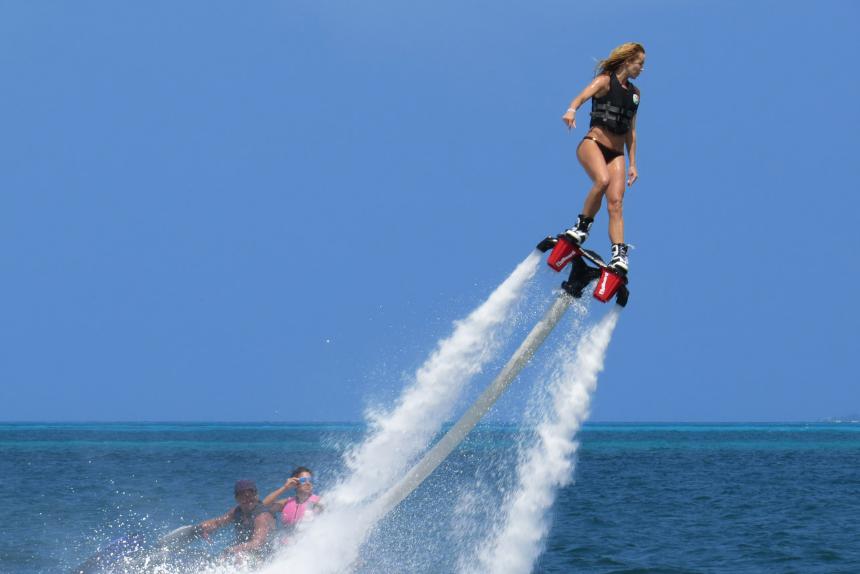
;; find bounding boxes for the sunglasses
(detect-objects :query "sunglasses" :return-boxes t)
[298,477,312,484]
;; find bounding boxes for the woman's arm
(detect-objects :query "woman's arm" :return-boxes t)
[262,477,298,506]
[562,75,610,129]
[625,115,638,186]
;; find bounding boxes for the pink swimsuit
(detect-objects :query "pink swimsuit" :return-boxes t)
[281,494,320,526]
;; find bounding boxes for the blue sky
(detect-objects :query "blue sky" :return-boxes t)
[2,1,858,422]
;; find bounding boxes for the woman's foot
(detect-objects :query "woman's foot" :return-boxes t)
[609,243,629,272]
[564,214,593,245]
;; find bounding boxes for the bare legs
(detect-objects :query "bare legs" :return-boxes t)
[575,139,626,245]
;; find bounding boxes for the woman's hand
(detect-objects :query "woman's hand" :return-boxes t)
[283,477,299,490]
[562,109,576,130]
[627,165,638,187]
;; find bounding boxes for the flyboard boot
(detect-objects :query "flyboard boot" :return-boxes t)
[609,243,629,273]
[563,215,593,245]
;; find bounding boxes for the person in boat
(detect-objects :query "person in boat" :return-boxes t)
[262,466,323,539]
[196,479,276,562]
[561,42,645,273]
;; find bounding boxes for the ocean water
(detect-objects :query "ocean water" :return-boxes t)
[1,423,859,573]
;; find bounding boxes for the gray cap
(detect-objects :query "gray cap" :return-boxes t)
[234,479,257,494]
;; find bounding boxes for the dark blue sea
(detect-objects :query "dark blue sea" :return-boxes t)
[1,423,859,573]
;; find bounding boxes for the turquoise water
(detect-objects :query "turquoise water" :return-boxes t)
[1,423,858,573]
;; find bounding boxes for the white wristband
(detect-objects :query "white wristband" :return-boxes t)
[567,107,576,113]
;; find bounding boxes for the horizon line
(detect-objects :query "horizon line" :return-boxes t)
[1,419,857,425]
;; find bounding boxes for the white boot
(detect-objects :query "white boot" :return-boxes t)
[609,243,629,272]
[564,215,593,245]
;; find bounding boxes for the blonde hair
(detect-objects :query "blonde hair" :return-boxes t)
[596,42,645,76]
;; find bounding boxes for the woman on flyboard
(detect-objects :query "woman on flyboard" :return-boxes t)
[561,42,645,273]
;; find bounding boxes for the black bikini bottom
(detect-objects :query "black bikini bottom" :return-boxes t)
[582,136,624,163]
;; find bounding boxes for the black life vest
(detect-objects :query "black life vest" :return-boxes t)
[589,73,639,135]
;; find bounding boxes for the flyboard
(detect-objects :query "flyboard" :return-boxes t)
[536,234,629,307]
[373,234,627,519]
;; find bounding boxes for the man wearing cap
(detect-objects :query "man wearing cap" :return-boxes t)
[196,479,276,561]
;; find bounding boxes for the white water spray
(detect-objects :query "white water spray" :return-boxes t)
[262,252,541,574]
[331,251,541,506]
[468,308,620,574]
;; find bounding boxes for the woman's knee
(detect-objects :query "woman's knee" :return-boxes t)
[592,172,611,192]
[606,195,624,216]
